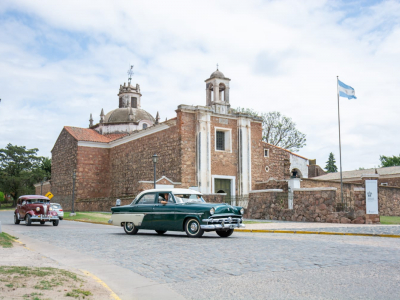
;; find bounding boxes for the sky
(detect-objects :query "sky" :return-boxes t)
[0,0,399,171]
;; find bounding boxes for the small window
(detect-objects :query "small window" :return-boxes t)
[216,131,225,151]
[137,193,156,204]
[142,123,148,129]
[381,183,388,186]
[265,166,269,172]
[264,149,269,157]
[131,97,137,108]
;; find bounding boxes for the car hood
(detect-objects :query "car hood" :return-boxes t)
[182,202,242,215]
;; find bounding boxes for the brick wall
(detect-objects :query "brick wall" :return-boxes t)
[51,128,78,203]
[108,124,181,198]
[210,116,238,181]
[379,186,400,216]
[35,182,51,196]
[76,146,111,199]
[178,111,197,189]
[308,164,326,178]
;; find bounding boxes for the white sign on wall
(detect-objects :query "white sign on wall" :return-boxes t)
[365,180,378,214]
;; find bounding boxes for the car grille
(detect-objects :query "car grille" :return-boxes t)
[207,217,242,224]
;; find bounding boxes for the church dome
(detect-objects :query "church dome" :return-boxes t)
[105,108,155,123]
[210,69,225,79]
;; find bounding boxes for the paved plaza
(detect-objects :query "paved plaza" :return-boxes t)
[1,211,400,299]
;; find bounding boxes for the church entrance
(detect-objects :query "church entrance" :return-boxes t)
[214,179,232,198]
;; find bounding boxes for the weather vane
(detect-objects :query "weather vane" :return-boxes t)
[127,65,134,84]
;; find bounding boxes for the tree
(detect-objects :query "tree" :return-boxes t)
[379,154,400,167]
[0,144,46,206]
[235,108,306,152]
[40,157,52,180]
[325,152,338,173]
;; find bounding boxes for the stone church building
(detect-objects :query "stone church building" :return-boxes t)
[51,69,309,207]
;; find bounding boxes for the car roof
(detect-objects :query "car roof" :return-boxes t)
[19,195,50,200]
[136,188,202,198]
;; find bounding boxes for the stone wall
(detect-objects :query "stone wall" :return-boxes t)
[51,128,78,203]
[258,142,291,183]
[34,181,51,196]
[379,186,400,216]
[245,188,378,224]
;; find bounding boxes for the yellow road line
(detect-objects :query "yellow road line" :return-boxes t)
[236,229,400,238]
[66,219,112,226]
[12,238,34,251]
[80,269,121,300]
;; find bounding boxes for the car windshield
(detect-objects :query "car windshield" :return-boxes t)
[173,194,205,203]
[30,199,50,204]
[52,204,61,209]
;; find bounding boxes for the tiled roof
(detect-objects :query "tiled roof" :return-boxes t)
[261,141,308,160]
[103,133,129,141]
[64,126,127,143]
[314,166,400,180]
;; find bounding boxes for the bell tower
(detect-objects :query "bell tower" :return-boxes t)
[118,82,142,109]
[205,67,231,114]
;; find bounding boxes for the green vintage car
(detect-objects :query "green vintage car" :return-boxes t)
[109,188,245,238]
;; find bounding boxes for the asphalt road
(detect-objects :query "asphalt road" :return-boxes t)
[1,210,400,300]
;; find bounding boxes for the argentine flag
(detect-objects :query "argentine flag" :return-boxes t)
[338,79,356,99]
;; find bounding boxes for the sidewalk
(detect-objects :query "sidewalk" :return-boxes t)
[239,220,400,237]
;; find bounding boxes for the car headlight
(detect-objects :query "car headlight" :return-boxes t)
[210,208,215,215]
[240,208,244,215]
[49,207,53,211]
[36,207,40,212]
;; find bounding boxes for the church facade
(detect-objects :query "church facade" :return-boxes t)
[51,69,309,206]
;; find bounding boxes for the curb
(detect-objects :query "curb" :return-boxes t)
[64,219,112,226]
[236,229,400,238]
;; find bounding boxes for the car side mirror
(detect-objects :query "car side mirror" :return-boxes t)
[116,199,121,206]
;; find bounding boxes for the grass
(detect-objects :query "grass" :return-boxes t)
[65,289,92,298]
[0,202,14,211]
[63,212,110,224]
[380,216,400,225]
[0,232,17,248]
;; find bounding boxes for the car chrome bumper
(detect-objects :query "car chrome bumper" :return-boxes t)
[201,218,245,230]
[201,223,245,230]
[30,215,59,220]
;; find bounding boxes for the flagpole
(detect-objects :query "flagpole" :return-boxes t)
[337,76,344,205]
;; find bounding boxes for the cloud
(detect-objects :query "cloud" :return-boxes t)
[0,0,399,171]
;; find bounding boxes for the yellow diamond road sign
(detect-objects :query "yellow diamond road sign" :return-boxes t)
[45,192,54,199]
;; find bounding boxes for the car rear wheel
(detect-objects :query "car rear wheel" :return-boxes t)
[216,229,234,238]
[40,221,45,225]
[25,214,32,226]
[59,217,63,220]
[53,220,59,226]
[184,218,204,238]
[124,222,138,235]
[14,214,20,225]
[155,230,167,235]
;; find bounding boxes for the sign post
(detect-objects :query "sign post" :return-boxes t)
[365,180,378,214]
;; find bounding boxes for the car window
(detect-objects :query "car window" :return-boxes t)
[52,204,61,209]
[157,192,175,203]
[22,200,26,205]
[174,194,205,203]
[137,193,156,205]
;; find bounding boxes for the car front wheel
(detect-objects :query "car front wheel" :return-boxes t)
[216,229,234,238]
[184,218,204,238]
[53,220,59,226]
[25,214,32,226]
[124,222,138,235]
[14,214,20,225]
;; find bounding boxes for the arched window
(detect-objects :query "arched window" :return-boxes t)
[219,83,226,102]
[142,123,147,129]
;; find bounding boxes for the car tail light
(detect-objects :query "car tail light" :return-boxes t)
[59,209,63,211]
